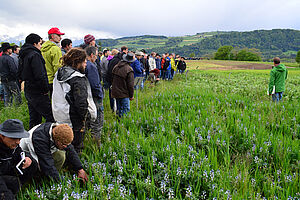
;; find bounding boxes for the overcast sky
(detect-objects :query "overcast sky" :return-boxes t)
[0,0,299,42]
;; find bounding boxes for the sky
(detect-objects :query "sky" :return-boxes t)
[0,0,299,43]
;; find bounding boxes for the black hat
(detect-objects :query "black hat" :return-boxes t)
[0,119,29,138]
[1,42,13,52]
[122,52,136,63]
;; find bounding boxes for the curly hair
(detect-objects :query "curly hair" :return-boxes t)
[52,124,74,145]
[61,48,87,68]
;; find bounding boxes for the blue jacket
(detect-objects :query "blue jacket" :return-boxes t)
[85,60,103,99]
[166,57,171,70]
[131,59,144,78]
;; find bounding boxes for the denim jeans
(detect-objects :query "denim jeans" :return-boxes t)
[116,98,130,117]
[2,80,22,106]
[272,92,283,102]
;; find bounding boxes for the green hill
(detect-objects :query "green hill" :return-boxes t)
[97,29,300,60]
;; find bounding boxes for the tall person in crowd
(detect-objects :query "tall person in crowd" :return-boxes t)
[170,54,176,79]
[111,53,135,117]
[100,49,110,90]
[107,46,128,111]
[18,33,55,129]
[61,38,72,56]
[268,57,288,102]
[11,45,21,89]
[11,45,20,68]
[52,48,96,153]
[80,34,96,49]
[85,46,104,145]
[0,119,38,199]
[0,42,22,106]
[41,27,64,97]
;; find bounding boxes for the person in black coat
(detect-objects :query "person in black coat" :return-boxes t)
[0,119,38,200]
[177,57,187,73]
[18,33,55,129]
[20,122,88,183]
[106,46,128,111]
[0,43,22,106]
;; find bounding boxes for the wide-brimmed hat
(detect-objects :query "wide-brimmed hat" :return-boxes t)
[48,27,65,35]
[135,51,144,56]
[0,119,29,139]
[122,53,136,63]
[1,42,13,52]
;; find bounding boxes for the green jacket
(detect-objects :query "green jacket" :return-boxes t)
[41,41,62,84]
[268,64,288,94]
[171,58,176,70]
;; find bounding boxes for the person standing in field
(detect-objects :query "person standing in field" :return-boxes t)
[0,42,22,106]
[107,46,128,111]
[111,52,135,117]
[52,48,96,153]
[18,33,55,129]
[61,38,72,56]
[170,54,176,80]
[85,46,104,145]
[41,27,64,97]
[177,57,187,73]
[100,49,110,90]
[268,57,288,102]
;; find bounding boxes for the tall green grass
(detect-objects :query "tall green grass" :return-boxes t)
[1,69,299,199]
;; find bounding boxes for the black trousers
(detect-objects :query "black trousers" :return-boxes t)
[25,92,55,129]
[0,159,38,199]
[71,118,85,153]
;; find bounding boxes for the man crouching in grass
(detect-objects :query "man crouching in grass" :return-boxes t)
[20,123,88,183]
[0,119,38,199]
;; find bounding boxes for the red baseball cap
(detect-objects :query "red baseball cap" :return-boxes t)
[48,27,65,35]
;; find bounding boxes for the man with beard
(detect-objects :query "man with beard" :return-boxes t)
[52,48,96,153]
[18,33,55,129]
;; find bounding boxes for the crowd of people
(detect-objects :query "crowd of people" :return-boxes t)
[0,27,187,198]
[0,26,287,199]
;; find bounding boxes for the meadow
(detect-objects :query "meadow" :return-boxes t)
[0,60,299,199]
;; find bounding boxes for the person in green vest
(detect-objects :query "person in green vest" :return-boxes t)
[268,57,288,102]
[41,27,65,97]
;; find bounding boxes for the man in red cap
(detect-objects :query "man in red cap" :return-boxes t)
[41,27,65,96]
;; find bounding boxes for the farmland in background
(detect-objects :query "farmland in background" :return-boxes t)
[0,60,299,199]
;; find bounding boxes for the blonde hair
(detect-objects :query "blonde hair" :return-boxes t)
[111,49,119,56]
[52,124,74,145]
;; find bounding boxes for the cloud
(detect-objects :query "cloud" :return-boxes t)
[0,0,299,42]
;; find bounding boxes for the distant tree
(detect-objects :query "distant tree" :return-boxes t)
[214,45,233,60]
[296,50,300,66]
[236,49,262,61]
[189,52,195,57]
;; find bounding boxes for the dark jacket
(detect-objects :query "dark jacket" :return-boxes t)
[0,54,18,82]
[0,143,24,176]
[106,52,123,85]
[140,57,150,73]
[130,59,144,78]
[18,43,49,95]
[85,60,103,99]
[177,60,187,70]
[31,122,83,181]
[111,61,134,99]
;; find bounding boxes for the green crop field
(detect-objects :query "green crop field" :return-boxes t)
[0,62,299,199]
